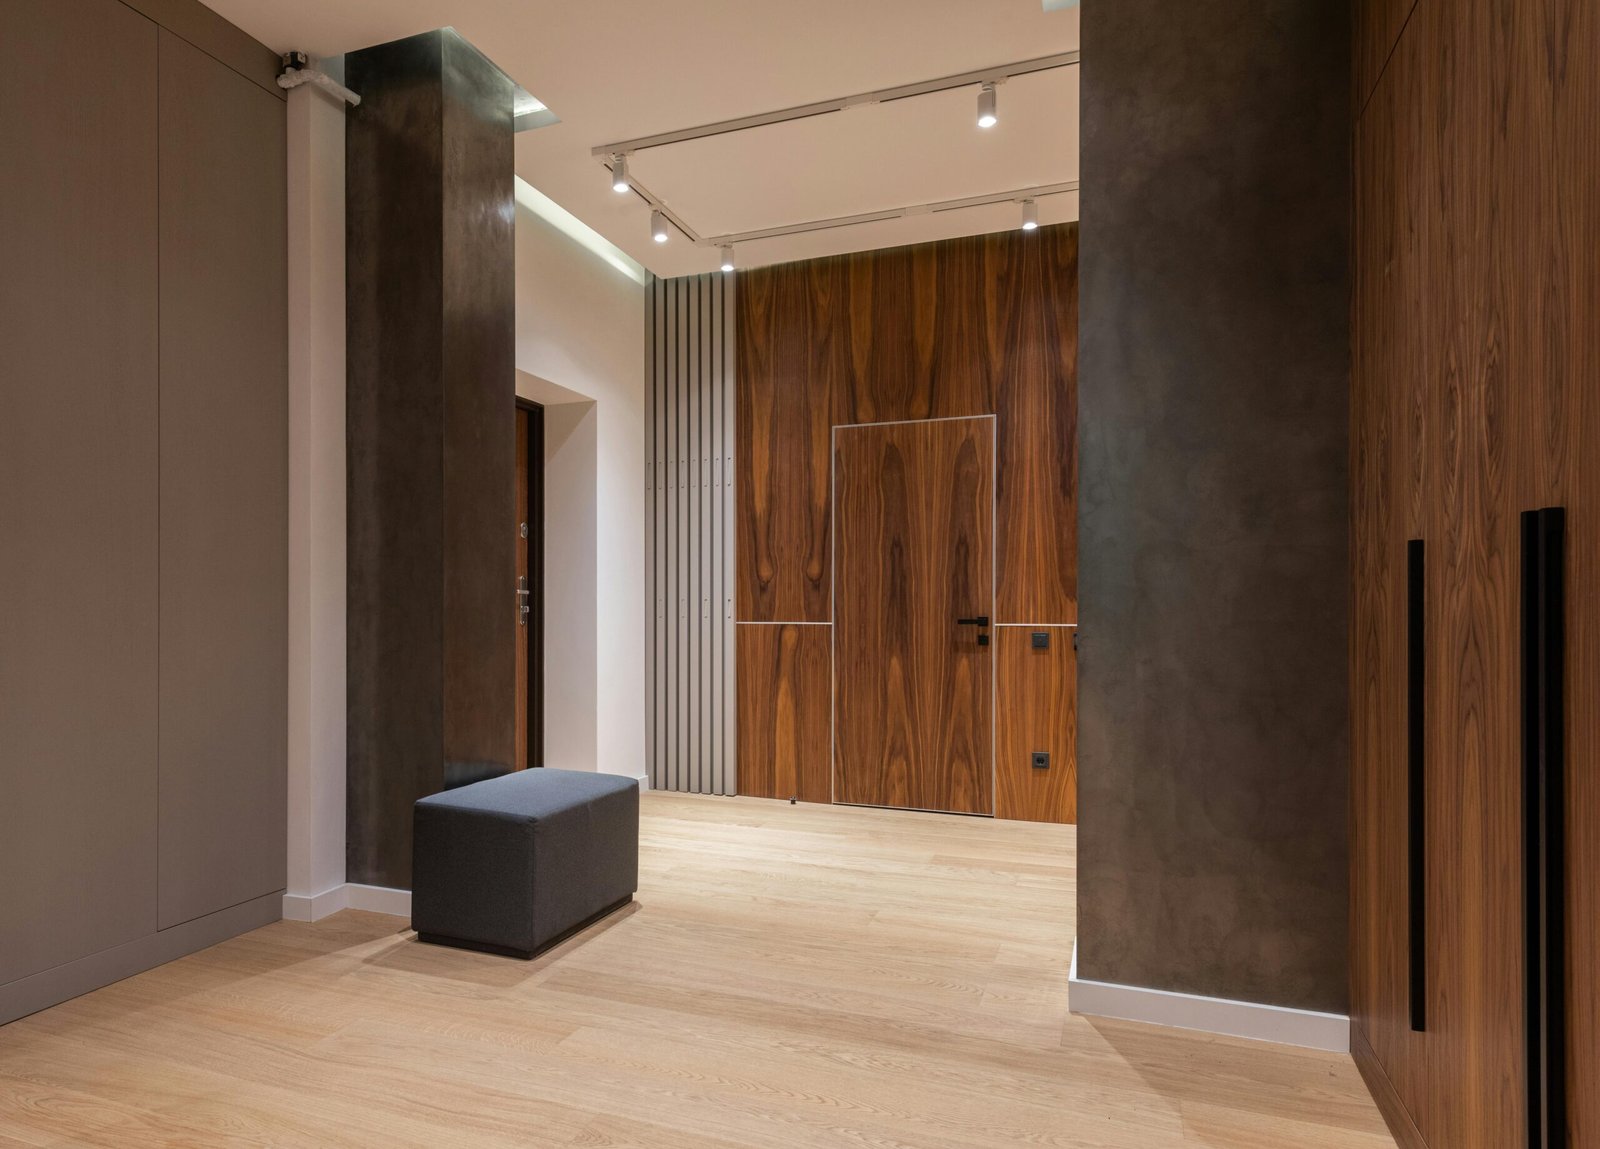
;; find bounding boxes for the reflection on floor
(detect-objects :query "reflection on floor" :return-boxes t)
[0,792,1391,1147]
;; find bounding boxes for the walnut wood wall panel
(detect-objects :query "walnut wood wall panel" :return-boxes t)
[734,226,1077,818]
[736,626,832,804]
[736,261,836,623]
[735,226,1078,628]
[833,418,994,816]
[1352,0,1416,118]
[994,629,1076,824]
[830,241,995,426]
[1351,0,1600,1145]
[993,227,1078,624]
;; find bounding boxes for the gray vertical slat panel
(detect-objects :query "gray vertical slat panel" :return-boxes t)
[664,278,677,794]
[694,278,707,796]
[648,278,657,791]
[642,272,738,796]
[643,278,652,788]
[707,278,720,796]
[646,281,652,793]
[672,281,684,800]
[722,272,738,795]
[688,276,701,793]
[715,272,727,795]
[714,273,727,795]
[709,273,721,795]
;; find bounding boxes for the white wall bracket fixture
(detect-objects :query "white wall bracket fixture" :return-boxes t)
[278,51,361,106]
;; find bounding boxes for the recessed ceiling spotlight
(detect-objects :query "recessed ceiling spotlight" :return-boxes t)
[720,245,735,273]
[611,154,630,193]
[1021,198,1039,231]
[977,82,998,129]
[651,209,670,244]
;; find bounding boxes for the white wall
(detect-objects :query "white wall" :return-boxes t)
[513,180,648,781]
[284,158,645,920]
[284,82,347,913]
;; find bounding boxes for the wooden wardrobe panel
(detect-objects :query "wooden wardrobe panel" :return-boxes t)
[736,261,835,622]
[994,225,1078,624]
[833,418,993,815]
[157,30,288,928]
[1549,5,1600,1140]
[994,629,1076,824]
[1352,0,1416,119]
[1501,2,1600,1143]
[0,0,160,985]
[736,625,831,804]
[1349,8,1435,1140]
[1422,3,1523,1144]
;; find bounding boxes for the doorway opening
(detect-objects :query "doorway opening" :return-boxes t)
[516,399,545,769]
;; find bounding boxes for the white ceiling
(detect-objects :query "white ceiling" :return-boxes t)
[202,0,1081,276]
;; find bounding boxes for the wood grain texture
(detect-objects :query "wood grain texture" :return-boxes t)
[1351,0,1600,1145]
[1352,0,1416,119]
[735,225,1077,626]
[735,260,838,622]
[994,629,1076,824]
[831,239,994,426]
[0,794,1394,1149]
[735,625,831,803]
[1349,8,1435,1142]
[1502,2,1600,1144]
[994,225,1079,624]
[833,418,993,815]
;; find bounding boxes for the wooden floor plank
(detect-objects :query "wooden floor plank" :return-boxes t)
[0,793,1390,1147]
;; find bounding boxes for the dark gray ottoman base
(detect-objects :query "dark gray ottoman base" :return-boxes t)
[412,768,639,959]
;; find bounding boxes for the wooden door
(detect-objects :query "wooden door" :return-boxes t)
[833,417,994,814]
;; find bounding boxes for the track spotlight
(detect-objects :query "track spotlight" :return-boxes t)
[720,245,735,273]
[651,209,670,244]
[1021,198,1038,231]
[977,82,998,129]
[611,154,630,193]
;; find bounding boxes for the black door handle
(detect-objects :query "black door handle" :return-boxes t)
[956,616,990,627]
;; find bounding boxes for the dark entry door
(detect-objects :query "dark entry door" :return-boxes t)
[516,402,544,769]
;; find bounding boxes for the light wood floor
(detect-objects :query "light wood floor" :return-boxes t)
[0,793,1392,1148]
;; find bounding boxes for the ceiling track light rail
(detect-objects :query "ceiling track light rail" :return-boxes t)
[590,50,1078,160]
[700,181,1078,247]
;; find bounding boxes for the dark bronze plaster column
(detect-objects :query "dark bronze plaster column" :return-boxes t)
[345,29,516,888]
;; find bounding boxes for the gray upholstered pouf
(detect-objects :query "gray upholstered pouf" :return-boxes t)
[411,768,639,958]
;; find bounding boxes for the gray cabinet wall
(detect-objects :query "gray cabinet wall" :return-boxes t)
[0,0,287,1020]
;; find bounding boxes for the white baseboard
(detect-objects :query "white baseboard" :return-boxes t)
[346,883,411,917]
[281,884,349,922]
[1067,942,1349,1052]
[282,882,410,922]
